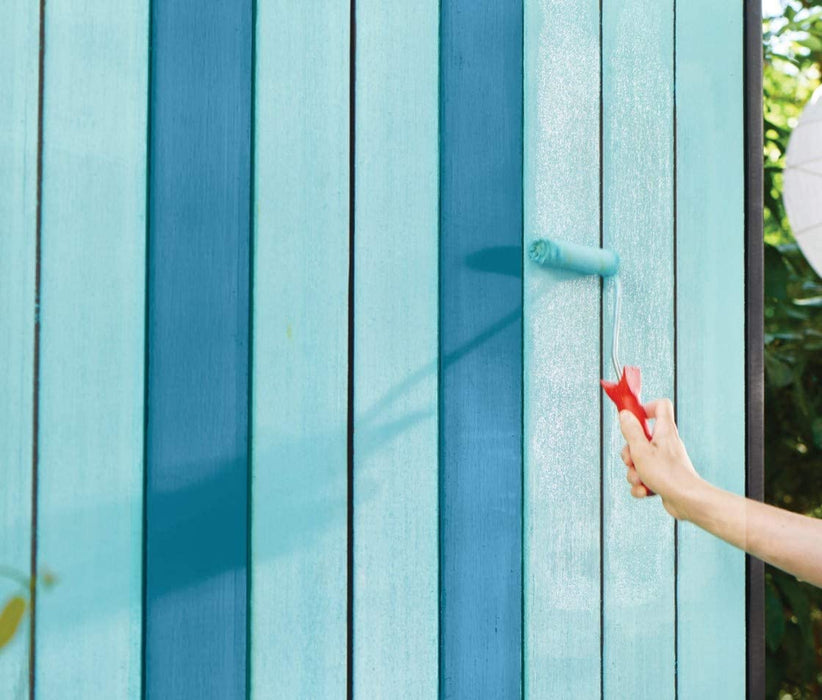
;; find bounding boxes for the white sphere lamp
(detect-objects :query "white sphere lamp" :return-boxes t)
[784,85,822,276]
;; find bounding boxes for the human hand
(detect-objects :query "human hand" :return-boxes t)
[619,398,701,521]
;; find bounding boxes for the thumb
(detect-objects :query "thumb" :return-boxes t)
[619,410,648,450]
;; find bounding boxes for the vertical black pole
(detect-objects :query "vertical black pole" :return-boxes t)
[744,1,765,698]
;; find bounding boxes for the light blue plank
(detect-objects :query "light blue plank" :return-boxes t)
[440,1,523,695]
[676,2,746,696]
[145,1,252,697]
[523,0,602,696]
[35,1,148,697]
[251,2,348,696]
[354,1,439,694]
[602,0,676,697]
[0,2,39,696]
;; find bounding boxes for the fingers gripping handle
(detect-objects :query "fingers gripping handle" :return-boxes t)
[601,366,654,494]
[600,366,651,440]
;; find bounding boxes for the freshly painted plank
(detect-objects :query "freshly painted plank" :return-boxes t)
[0,2,39,696]
[601,0,676,697]
[354,1,439,695]
[35,0,147,696]
[676,2,746,696]
[440,1,522,696]
[522,0,601,696]
[251,2,348,696]
[146,2,252,698]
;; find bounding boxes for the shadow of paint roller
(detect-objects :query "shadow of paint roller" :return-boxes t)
[529,237,655,494]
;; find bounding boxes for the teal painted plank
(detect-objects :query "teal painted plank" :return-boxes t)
[439,1,523,694]
[145,1,252,696]
[523,0,602,696]
[676,2,746,696]
[602,1,676,697]
[251,2,348,696]
[0,2,38,696]
[354,1,439,694]
[35,1,147,696]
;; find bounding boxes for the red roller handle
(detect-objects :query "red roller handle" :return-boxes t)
[601,366,654,494]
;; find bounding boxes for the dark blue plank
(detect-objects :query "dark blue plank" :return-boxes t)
[439,1,523,696]
[145,2,252,698]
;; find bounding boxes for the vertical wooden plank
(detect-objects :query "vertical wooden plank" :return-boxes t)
[601,0,676,697]
[522,0,601,696]
[145,2,252,698]
[251,2,348,696]
[0,2,39,696]
[676,1,746,696]
[35,0,147,696]
[354,1,439,695]
[440,1,522,696]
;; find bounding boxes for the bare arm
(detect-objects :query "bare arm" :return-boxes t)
[619,400,822,588]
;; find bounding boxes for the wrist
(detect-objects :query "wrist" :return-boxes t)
[668,472,710,523]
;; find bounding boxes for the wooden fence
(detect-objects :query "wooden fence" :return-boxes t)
[0,0,759,697]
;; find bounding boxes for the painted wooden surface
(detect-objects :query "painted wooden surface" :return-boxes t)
[145,1,252,698]
[35,1,147,697]
[676,1,747,695]
[251,1,349,696]
[601,0,676,697]
[522,0,602,696]
[0,4,755,696]
[354,1,439,695]
[0,2,39,697]
[439,1,523,696]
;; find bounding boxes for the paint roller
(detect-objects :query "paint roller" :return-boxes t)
[529,238,655,489]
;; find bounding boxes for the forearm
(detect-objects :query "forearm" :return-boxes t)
[682,479,822,587]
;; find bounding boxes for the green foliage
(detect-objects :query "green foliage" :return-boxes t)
[0,566,56,654]
[764,2,822,697]
[0,597,25,650]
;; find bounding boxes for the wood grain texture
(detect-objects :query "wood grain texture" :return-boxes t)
[35,0,147,696]
[522,0,602,696]
[601,0,676,696]
[676,1,746,696]
[439,1,523,695]
[250,2,348,696]
[354,1,439,694]
[0,2,39,696]
[146,2,252,697]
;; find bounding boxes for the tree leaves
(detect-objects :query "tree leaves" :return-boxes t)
[767,577,787,653]
[764,2,822,697]
[766,244,790,301]
[0,597,26,650]
[0,566,58,655]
